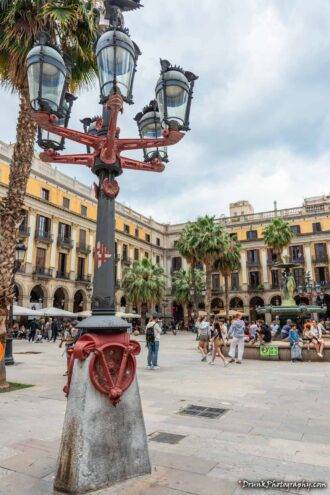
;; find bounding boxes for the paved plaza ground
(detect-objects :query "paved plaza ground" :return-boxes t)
[0,333,330,495]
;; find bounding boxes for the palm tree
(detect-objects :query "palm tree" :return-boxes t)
[171,268,205,328]
[263,217,293,262]
[122,258,166,329]
[0,0,98,388]
[214,234,241,320]
[189,216,228,314]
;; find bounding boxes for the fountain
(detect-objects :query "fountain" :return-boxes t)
[257,258,326,321]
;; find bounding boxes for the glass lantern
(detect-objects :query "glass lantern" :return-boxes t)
[27,43,68,116]
[96,28,140,104]
[134,100,168,163]
[155,60,198,131]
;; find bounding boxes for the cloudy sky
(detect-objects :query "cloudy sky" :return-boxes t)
[1,0,330,223]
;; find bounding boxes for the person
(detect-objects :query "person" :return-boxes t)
[281,319,292,340]
[249,321,258,341]
[270,319,280,338]
[45,318,52,341]
[257,320,272,345]
[209,317,229,366]
[34,327,43,343]
[145,316,162,370]
[304,322,324,359]
[51,318,60,343]
[196,315,211,362]
[18,323,26,339]
[228,313,246,364]
[289,324,302,362]
[317,319,326,335]
[311,320,325,359]
[28,318,39,342]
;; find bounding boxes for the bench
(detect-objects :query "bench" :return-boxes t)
[224,340,330,362]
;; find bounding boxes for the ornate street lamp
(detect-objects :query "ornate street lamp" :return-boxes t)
[26,1,197,493]
[134,100,168,163]
[27,34,68,116]
[96,27,140,104]
[155,59,198,130]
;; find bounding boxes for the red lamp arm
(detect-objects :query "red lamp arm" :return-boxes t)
[116,129,184,152]
[120,156,165,173]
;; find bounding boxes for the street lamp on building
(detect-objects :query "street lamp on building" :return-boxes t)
[26,1,197,493]
[6,242,27,366]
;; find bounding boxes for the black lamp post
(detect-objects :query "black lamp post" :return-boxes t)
[5,242,27,366]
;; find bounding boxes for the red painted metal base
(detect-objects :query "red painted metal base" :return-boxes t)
[64,333,141,406]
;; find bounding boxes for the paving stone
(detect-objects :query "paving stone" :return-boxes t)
[0,472,53,495]
[150,448,218,475]
[156,467,236,495]
[0,453,56,478]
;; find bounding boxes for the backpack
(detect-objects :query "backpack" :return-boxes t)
[146,324,155,344]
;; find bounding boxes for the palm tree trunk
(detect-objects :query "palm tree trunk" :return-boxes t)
[190,264,198,318]
[205,263,212,314]
[183,304,188,330]
[224,275,229,321]
[0,87,37,388]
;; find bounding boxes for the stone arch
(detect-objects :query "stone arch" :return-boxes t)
[73,290,87,313]
[211,297,224,314]
[53,287,69,310]
[120,296,127,308]
[249,296,264,321]
[270,295,282,306]
[13,282,23,306]
[230,297,244,310]
[30,284,47,309]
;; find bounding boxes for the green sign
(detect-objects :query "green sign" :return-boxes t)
[260,345,279,360]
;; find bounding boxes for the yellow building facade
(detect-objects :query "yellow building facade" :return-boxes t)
[1,140,330,319]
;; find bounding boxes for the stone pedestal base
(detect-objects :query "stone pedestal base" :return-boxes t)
[54,355,151,494]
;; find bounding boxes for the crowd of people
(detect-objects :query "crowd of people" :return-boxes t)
[193,314,329,364]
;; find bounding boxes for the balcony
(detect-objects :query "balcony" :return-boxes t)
[76,243,91,255]
[121,257,132,266]
[267,257,280,266]
[312,254,328,264]
[115,254,121,263]
[246,259,261,268]
[18,225,30,238]
[248,284,264,292]
[35,230,53,244]
[211,287,223,294]
[271,283,280,289]
[57,236,73,249]
[76,274,92,284]
[56,271,70,280]
[289,255,305,264]
[230,286,241,292]
[33,267,53,279]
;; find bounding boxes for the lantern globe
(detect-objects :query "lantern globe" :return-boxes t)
[96,28,140,103]
[134,101,168,163]
[27,44,67,116]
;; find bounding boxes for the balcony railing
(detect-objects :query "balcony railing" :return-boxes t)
[76,243,91,255]
[248,284,264,292]
[230,286,241,292]
[211,287,223,294]
[246,259,261,268]
[57,236,73,249]
[312,254,328,264]
[18,225,30,238]
[56,271,70,280]
[271,283,280,289]
[33,267,53,278]
[122,257,132,266]
[289,255,305,264]
[267,257,280,266]
[76,274,92,283]
[35,230,53,243]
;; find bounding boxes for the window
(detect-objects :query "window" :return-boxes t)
[315,243,327,261]
[134,248,139,261]
[291,225,301,235]
[249,271,260,288]
[156,237,161,247]
[195,261,204,271]
[145,233,151,243]
[124,224,130,235]
[122,244,128,261]
[63,197,70,209]
[212,274,220,291]
[315,266,329,284]
[271,270,280,288]
[171,256,182,272]
[145,252,149,259]
[289,245,304,263]
[59,223,71,240]
[36,248,46,269]
[247,249,259,265]
[79,229,86,246]
[229,233,238,240]
[156,255,160,265]
[58,253,67,275]
[77,257,85,278]
[135,227,139,238]
[37,215,51,236]
[81,205,87,217]
[231,272,239,290]
[313,222,322,233]
[41,188,50,201]
[293,268,304,286]
[246,230,257,241]
[19,212,29,234]
[267,248,279,264]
